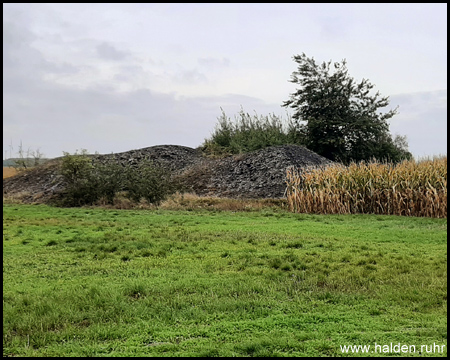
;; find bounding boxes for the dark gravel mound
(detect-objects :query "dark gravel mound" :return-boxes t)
[95,145,204,173]
[3,158,64,203]
[3,144,332,203]
[178,145,333,198]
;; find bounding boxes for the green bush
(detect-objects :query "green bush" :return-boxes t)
[59,150,99,206]
[59,151,178,207]
[201,108,306,156]
[92,160,126,204]
[123,158,177,205]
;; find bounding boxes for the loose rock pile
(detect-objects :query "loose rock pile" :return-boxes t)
[3,144,332,203]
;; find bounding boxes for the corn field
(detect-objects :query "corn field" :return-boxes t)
[285,157,447,218]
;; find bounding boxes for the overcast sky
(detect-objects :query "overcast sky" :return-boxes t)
[3,3,447,159]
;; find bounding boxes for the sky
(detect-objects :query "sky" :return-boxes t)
[3,3,447,160]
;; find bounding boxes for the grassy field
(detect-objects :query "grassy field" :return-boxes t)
[3,204,447,357]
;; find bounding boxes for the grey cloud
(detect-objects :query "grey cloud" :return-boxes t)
[4,18,445,160]
[389,90,447,158]
[3,21,39,70]
[112,65,149,82]
[96,42,129,61]
[3,23,51,97]
[318,16,350,41]
[3,20,36,51]
[172,68,208,84]
[4,3,445,160]
[43,61,79,75]
[3,65,284,158]
[390,90,446,112]
[3,17,80,95]
[198,57,231,69]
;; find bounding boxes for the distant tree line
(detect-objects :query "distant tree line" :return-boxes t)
[5,141,46,169]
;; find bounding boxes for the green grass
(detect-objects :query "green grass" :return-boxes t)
[3,204,447,357]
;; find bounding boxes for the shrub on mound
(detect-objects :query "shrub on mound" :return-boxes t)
[59,150,179,207]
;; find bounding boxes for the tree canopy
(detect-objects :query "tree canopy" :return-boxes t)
[282,53,412,164]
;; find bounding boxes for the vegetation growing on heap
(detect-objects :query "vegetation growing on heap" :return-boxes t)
[58,150,180,207]
[203,53,413,164]
[201,108,304,156]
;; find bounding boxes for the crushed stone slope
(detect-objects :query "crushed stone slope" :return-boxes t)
[178,145,333,198]
[3,144,332,203]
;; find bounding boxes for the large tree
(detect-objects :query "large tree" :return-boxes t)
[282,53,412,164]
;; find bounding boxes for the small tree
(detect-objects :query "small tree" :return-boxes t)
[11,141,46,169]
[282,53,412,164]
[59,149,98,206]
[90,159,126,204]
[30,148,45,167]
[124,158,177,205]
[14,141,32,170]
